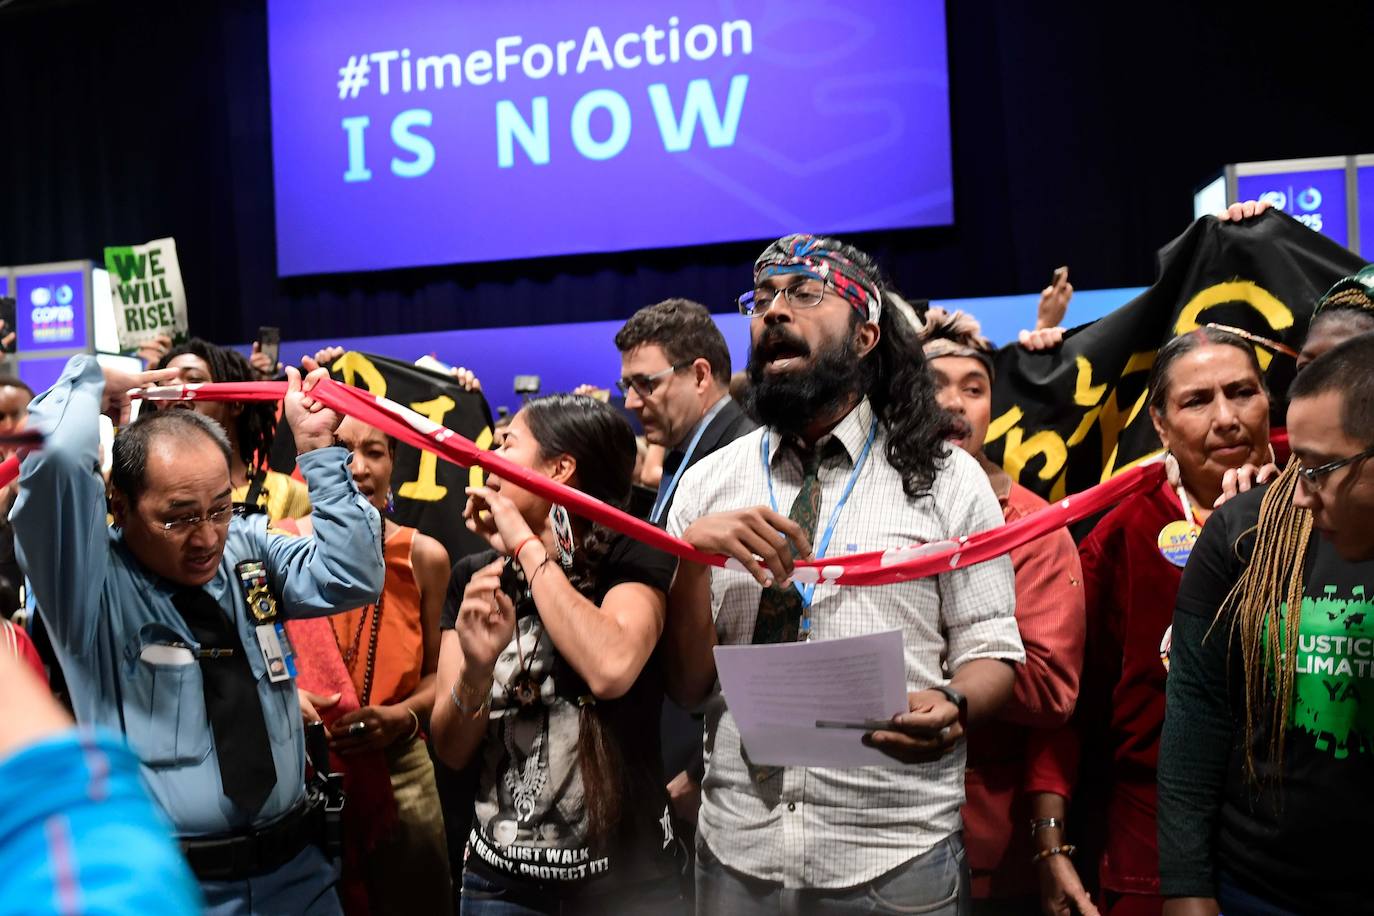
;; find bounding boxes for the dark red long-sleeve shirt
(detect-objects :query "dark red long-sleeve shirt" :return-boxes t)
[964,475,1086,898]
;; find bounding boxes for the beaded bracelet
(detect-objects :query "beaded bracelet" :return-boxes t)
[449,677,491,716]
[1029,844,1076,865]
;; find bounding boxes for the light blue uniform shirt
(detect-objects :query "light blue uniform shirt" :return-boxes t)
[11,355,385,837]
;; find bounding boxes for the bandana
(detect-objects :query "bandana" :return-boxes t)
[753,234,884,323]
[917,307,996,380]
[921,339,996,380]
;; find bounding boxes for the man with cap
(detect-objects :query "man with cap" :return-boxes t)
[12,355,384,915]
[920,308,1087,914]
[663,234,1024,914]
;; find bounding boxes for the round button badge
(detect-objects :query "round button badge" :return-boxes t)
[1157,520,1201,567]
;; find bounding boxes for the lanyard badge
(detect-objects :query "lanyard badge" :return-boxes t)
[236,560,279,624]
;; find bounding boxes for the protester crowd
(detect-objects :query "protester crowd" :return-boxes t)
[3,200,1374,916]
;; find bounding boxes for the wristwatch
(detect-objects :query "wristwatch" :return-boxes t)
[932,684,968,728]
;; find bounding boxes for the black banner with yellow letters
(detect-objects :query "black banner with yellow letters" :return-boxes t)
[270,351,495,566]
[985,210,1368,502]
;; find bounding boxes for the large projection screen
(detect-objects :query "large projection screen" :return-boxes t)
[268,0,954,276]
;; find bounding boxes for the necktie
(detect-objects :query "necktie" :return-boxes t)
[171,587,277,816]
[752,440,837,644]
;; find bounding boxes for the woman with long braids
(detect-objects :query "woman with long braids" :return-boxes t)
[1035,327,1273,916]
[1159,268,1374,916]
[157,339,311,520]
[430,394,682,915]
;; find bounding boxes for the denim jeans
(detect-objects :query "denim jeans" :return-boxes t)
[695,833,970,915]
[459,868,685,916]
[1217,872,1301,916]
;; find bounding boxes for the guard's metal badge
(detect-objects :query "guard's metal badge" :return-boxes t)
[235,560,279,623]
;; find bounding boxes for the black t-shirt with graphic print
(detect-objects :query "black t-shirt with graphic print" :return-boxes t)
[1160,484,1374,913]
[442,536,679,896]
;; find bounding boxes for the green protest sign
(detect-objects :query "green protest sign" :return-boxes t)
[103,237,188,350]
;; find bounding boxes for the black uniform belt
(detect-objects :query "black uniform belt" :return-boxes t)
[179,792,324,882]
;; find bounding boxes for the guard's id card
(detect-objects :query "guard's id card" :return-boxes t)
[256,624,296,683]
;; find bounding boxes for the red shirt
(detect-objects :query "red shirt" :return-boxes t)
[964,476,1086,898]
[1035,479,1187,896]
[2,619,45,682]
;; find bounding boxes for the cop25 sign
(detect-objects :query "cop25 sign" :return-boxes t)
[268,0,952,275]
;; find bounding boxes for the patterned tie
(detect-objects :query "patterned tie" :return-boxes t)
[171,587,277,816]
[752,439,836,644]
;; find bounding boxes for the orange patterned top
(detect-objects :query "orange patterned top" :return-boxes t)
[330,524,425,707]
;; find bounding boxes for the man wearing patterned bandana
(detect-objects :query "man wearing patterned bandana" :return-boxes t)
[663,233,1024,914]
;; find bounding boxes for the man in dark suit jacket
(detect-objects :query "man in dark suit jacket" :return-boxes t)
[615,299,756,525]
[613,298,756,839]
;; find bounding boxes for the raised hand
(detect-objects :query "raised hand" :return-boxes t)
[463,485,537,557]
[283,365,342,453]
[101,365,182,425]
[454,558,516,679]
[1215,199,1271,222]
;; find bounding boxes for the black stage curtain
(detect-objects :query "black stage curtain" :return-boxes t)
[1,0,1371,346]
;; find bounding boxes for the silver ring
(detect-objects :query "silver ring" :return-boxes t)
[939,725,952,741]
[348,721,367,735]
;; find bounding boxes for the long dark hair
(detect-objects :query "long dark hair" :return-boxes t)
[158,339,278,472]
[519,394,646,849]
[815,238,958,498]
[867,298,961,497]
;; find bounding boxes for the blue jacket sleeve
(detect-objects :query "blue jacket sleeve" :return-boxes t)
[261,446,384,616]
[0,730,203,915]
[10,355,109,652]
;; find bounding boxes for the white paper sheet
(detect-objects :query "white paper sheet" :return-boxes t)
[713,629,909,768]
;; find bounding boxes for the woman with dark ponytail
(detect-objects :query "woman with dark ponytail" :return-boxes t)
[431,394,683,915]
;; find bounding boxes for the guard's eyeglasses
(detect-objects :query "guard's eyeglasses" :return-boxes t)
[158,504,243,533]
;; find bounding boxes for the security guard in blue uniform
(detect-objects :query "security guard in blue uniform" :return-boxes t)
[13,356,384,915]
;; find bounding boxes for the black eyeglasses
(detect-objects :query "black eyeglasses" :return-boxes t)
[615,362,689,398]
[737,281,828,317]
[1296,445,1374,489]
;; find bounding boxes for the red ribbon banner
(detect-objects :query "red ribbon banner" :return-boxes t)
[132,380,1165,586]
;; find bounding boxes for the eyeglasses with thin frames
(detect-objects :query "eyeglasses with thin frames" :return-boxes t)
[615,362,689,399]
[157,504,244,534]
[1296,445,1374,489]
[736,281,828,317]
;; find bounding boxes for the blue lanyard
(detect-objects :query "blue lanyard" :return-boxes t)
[760,416,878,611]
[650,398,728,525]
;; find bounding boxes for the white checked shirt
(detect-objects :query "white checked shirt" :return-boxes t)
[667,398,1023,889]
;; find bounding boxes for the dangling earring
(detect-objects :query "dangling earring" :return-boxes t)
[1164,451,1181,488]
[385,489,396,514]
[549,504,575,569]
